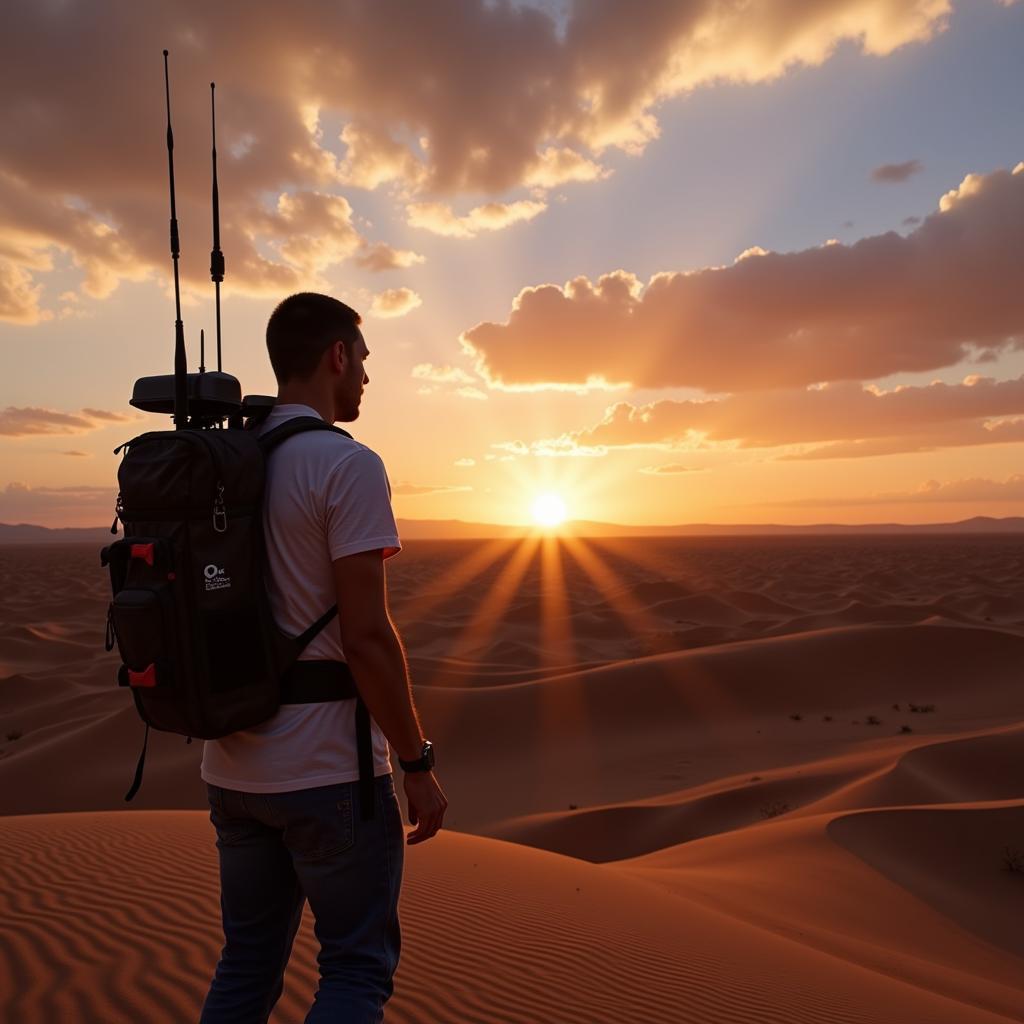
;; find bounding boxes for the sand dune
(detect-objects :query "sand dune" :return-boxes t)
[620,806,1024,1023]
[2,811,1020,1024]
[2,535,1023,1021]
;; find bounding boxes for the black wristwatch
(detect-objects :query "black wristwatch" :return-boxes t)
[399,739,435,773]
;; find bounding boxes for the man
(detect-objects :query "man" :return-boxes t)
[199,291,447,1023]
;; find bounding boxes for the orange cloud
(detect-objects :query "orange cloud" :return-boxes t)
[0,482,113,526]
[499,373,1024,460]
[391,482,472,496]
[406,200,547,239]
[0,0,958,321]
[354,242,426,272]
[411,364,477,384]
[461,164,1024,392]
[369,287,422,319]
[639,464,703,475]
[752,473,1024,506]
[0,406,133,437]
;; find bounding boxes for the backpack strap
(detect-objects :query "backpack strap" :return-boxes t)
[257,415,353,455]
[260,415,356,657]
[260,412,378,820]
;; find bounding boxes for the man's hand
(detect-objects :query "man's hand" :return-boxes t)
[403,771,448,845]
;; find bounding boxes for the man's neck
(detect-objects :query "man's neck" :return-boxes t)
[275,386,333,423]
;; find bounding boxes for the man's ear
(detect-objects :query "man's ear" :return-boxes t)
[326,340,346,374]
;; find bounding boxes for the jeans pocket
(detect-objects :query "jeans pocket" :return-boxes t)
[285,789,356,861]
[209,792,252,847]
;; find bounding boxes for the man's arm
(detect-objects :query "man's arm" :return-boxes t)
[332,548,425,762]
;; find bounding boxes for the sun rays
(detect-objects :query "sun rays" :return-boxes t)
[402,527,750,761]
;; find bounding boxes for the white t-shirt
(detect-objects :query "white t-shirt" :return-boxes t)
[200,403,400,792]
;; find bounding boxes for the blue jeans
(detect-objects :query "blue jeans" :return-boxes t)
[200,773,404,1023]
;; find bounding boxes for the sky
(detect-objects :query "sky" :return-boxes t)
[1,0,1023,529]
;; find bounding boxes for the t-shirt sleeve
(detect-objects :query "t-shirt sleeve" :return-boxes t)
[322,448,402,561]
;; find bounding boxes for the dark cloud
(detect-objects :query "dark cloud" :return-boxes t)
[871,159,924,183]
[0,0,953,321]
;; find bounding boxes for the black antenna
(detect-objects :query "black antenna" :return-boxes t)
[210,81,225,373]
[199,328,206,374]
[163,49,189,429]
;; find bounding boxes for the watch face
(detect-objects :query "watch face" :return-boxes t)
[424,741,435,767]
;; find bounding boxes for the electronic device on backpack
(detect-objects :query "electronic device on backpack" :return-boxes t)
[100,52,377,820]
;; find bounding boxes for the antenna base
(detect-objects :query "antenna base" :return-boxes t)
[130,371,241,420]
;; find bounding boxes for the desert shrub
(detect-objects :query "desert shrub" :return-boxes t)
[899,724,913,734]
[6,729,22,741]
[865,715,882,726]
[789,713,802,722]
[759,801,790,819]
[1002,846,1024,873]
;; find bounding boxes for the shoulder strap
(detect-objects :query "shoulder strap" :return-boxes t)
[258,414,355,660]
[257,415,353,456]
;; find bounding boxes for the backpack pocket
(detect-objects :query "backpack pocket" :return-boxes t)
[110,584,177,689]
[105,536,179,690]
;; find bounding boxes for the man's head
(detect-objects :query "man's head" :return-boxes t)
[266,292,369,422]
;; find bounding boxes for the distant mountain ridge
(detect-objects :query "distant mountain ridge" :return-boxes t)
[2,515,1023,545]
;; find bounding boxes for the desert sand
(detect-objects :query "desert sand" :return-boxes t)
[2,533,1023,1023]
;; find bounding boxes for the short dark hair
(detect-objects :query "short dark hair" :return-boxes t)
[266,292,362,384]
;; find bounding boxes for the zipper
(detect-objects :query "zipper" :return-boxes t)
[191,431,229,533]
[110,491,124,534]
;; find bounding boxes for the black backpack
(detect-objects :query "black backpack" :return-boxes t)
[101,415,377,819]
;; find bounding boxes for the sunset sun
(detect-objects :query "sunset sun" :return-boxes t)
[531,493,568,528]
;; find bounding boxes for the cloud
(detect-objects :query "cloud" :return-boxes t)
[406,199,547,239]
[412,363,477,384]
[0,0,957,318]
[354,242,426,272]
[59,450,91,458]
[454,457,476,467]
[336,122,428,191]
[871,159,924,183]
[0,258,48,325]
[369,287,422,318]
[266,192,362,277]
[80,408,134,422]
[639,463,702,475]
[0,406,133,437]
[503,372,1024,460]
[753,473,1024,507]
[0,481,114,526]
[461,164,1024,393]
[391,482,473,496]
[491,438,608,458]
[522,147,610,189]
